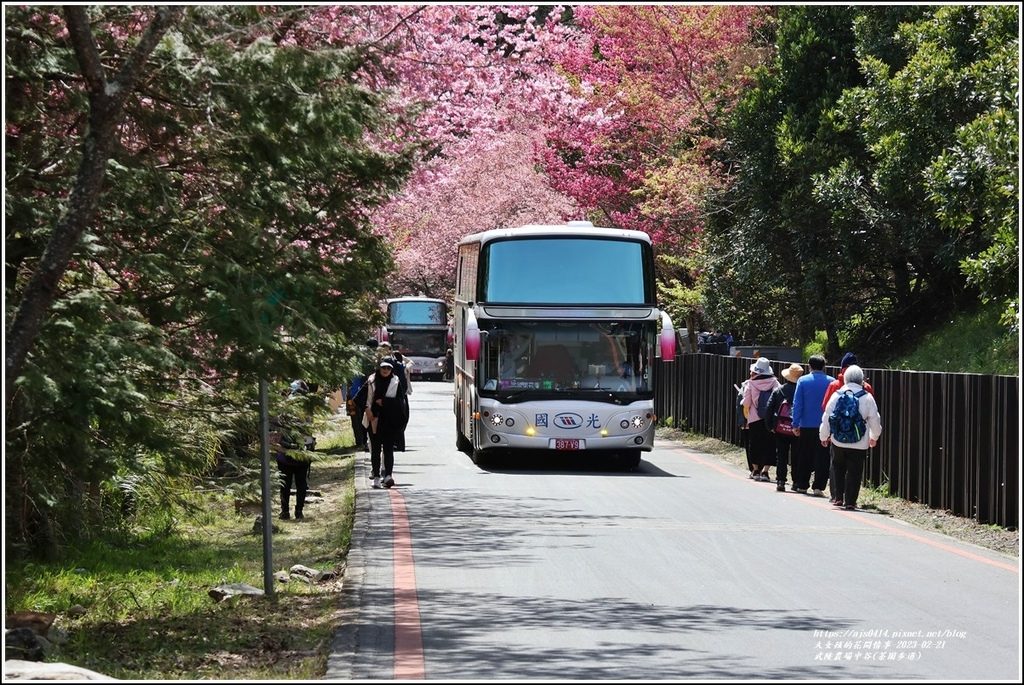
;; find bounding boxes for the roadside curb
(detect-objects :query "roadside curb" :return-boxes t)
[325,451,370,680]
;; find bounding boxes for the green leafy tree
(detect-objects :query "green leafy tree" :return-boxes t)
[703,5,873,353]
[813,5,1020,351]
[917,7,1018,330]
[702,6,1017,361]
[4,6,418,558]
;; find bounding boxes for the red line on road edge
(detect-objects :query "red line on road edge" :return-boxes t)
[389,488,426,679]
[671,445,1019,574]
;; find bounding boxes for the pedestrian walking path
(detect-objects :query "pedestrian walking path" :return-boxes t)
[326,455,425,680]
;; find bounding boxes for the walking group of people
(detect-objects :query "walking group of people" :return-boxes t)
[269,337,415,520]
[737,352,882,510]
[346,340,412,490]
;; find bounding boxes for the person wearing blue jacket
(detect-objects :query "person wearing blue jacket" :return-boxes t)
[790,354,834,496]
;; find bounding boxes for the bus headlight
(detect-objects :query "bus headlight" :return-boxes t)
[489,413,504,426]
[630,415,646,429]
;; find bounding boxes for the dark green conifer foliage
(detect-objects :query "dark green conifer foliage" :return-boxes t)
[5,6,419,559]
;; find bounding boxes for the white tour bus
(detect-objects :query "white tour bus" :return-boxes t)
[453,221,675,468]
[381,296,450,381]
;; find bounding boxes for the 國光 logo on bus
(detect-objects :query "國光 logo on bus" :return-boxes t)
[553,412,584,429]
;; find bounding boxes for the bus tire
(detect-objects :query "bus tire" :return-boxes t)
[456,430,473,455]
[470,447,487,467]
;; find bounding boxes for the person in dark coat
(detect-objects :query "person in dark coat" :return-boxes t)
[347,375,369,452]
[271,414,311,519]
[444,348,454,381]
[765,363,803,492]
[390,351,412,451]
[362,359,404,488]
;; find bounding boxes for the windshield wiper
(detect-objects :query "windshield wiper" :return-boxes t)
[498,389,567,403]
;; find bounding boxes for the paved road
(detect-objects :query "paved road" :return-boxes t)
[326,382,1020,681]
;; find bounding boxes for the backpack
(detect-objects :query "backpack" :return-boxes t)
[385,354,410,395]
[774,398,795,436]
[348,376,364,400]
[755,387,772,419]
[829,389,868,443]
[734,384,747,427]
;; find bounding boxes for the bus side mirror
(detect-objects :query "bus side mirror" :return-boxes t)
[465,310,481,362]
[660,312,676,361]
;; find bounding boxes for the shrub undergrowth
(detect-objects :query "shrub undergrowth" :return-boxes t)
[5,413,357,679]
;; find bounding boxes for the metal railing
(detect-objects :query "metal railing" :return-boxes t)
[655,354,1019,529]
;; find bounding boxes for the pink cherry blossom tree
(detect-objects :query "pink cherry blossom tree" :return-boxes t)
[376,111,580,297]
[536,5,767,245]
[286,5,583,297]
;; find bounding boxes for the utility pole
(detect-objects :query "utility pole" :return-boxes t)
[259,379,275,598]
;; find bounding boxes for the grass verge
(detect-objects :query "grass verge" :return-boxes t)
[4,414,358,679]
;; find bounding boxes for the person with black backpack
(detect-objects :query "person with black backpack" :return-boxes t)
[764,363,803,492]
[390,350,412,451]
[819,365,881,511]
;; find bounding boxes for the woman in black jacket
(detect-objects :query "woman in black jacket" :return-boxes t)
[362,360,404,488]
[765,363,803,492]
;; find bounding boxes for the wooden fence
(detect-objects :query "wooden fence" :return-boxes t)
[654,353,1019,529]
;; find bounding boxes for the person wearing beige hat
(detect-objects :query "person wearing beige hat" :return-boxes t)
[764,363,804,492]
[741,356,781,482]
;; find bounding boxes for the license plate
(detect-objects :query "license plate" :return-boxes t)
[554,439,580,450]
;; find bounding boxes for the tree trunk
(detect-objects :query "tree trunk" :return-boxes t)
[5,6,180,404]
[4,450,29,560]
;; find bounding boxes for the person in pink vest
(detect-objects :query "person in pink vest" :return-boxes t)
[742,357,781,482]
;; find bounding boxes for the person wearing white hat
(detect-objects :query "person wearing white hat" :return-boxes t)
[362,359,403,488]
[741,357,781,482]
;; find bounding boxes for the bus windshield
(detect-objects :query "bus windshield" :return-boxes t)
[388,300,447,325]
[482,237,650,304]
[389,330,447,359]
[477,320,655,397]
